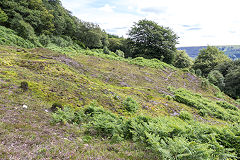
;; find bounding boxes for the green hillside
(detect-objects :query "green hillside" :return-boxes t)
[0,41,240,159]
[1,0,240,159]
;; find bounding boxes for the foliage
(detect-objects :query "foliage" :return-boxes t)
[207,70,225,89]
[195,69,202,77]
[173,50,193,68]
[193,46,230,77]
[115,50,125,58]
[0,26,35,48]
[0,7,7,22]
[51,102,63,112]
[20,81,29,91]
[39,34,50,47]
[11,18,40,46]
[179,111,193,120]
[123,97,139,113]
[52,105,240,159]
[128,19,178,64]
[224,66,240,99]
[215,59,240,99]
[173,88,240,121]
[51,107,75,124]
[0,0,107,49]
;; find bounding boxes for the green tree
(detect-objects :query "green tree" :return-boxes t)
[128,19,178,64]
[0,7,7,22]
[193,46,230,77]
[174,50,193,68]
[224,66,240,99]
[207,70,225,89]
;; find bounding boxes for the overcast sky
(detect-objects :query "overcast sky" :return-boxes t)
[61,0,240,47]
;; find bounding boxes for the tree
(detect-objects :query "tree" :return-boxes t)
[215,59,240,98]
[173,50,193,68]
[0,7,7,22]
[128,19,178,64]
[224,66,240,99]
[193,46,230,77]
[207,70,225,89]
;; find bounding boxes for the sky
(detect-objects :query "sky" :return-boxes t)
[61,0,240,47]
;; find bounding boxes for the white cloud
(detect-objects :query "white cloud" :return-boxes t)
[99,4,115,12]
[61,0,240,46]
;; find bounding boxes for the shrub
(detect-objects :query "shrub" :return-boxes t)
[51,107,75,124]
[236,99,240,105]
[103,46,111,54]
[115,49,125,57]
[195,69,202,77]
[20,81,28,91]
[216,101,238,111]
[208,70,225,89]
[0,26,35,48]
[173,50,193,68]
[51,102,63,112]
[39,34,50,47]
[123,97,139,113]
[201,78,209,89]
[179,111,193,120]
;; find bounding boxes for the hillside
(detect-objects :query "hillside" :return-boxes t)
[0,44,240,159]
[178,45,240,59]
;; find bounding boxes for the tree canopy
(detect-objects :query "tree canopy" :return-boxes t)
[0,0,108,48]
[193,46,230,77]
[173,50,193,68]
[0,7,7,22]
[128,19,178,64]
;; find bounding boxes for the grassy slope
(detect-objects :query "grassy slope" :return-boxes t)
[0,45,239,159]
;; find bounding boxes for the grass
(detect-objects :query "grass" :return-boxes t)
[0,44,239,159]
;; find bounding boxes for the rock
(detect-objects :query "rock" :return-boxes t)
[23,105,28,109]
[120,81,130,87]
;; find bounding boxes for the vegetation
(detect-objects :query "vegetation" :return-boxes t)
[128,19,178,64]
[193,46,230,77]
[207,70,225,90]
[0,0,240,159]
[173,50,193,68]
[52,104,240,159]
[214,59,240,99]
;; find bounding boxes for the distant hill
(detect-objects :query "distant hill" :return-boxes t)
[178,45,240,59]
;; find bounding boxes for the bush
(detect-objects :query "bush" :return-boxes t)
[20,81,28,91]
[51,102,63,112]
[174,50,193,68]
[216,101,238,111]
[123,97,139,113]
[0,26,35,48]
[201,78,209,89]
[208,70,225,89]
[51,107,75,124]
[195,69,202,77]
[39,34,50,47]
[173,88,239,121]
[179,111,193,120]
[115,49,125,57]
